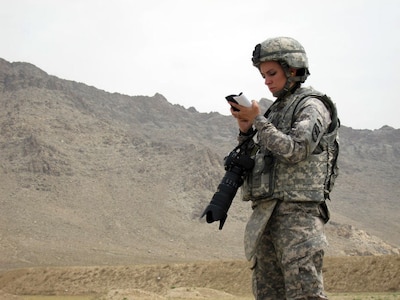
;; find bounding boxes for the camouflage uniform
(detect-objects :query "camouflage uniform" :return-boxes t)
[240,37,339,300]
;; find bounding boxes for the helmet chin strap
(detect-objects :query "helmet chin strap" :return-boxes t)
[273,81,300,99]
[273,79,293,98]
[273,61,300,98]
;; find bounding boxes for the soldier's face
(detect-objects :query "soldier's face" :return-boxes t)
[259,61,288,96]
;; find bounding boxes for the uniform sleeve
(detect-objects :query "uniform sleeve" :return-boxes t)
[237,128,257,154]
[253,98,331,164]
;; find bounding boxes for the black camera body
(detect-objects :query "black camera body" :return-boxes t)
[201,148,254,230]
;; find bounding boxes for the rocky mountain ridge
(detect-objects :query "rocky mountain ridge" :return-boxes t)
[0,58,399,270]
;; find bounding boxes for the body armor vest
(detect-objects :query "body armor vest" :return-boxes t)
[242,88,339,202]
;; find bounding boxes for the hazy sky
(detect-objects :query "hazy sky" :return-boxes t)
[2,0,399,129]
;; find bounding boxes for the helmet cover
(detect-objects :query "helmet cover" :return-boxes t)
[252,37,309,69]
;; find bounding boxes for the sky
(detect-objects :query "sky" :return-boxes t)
[1,0,399,130]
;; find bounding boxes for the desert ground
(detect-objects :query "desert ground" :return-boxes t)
[0,255,399,299]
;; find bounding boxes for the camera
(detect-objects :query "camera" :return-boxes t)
[201,148,255,230]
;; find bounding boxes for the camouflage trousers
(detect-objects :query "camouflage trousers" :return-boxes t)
[251,201,329,300]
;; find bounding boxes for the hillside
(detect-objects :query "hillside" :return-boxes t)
[0,57,399,271]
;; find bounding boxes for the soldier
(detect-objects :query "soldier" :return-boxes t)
[229,37,339,299]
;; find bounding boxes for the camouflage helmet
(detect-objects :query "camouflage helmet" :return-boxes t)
[252,37,310,82]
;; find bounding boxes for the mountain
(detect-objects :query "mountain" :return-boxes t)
[0,58,399,270]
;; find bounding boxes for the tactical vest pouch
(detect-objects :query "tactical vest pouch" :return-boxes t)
[274,151,328,201]
[242,151,275,201]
